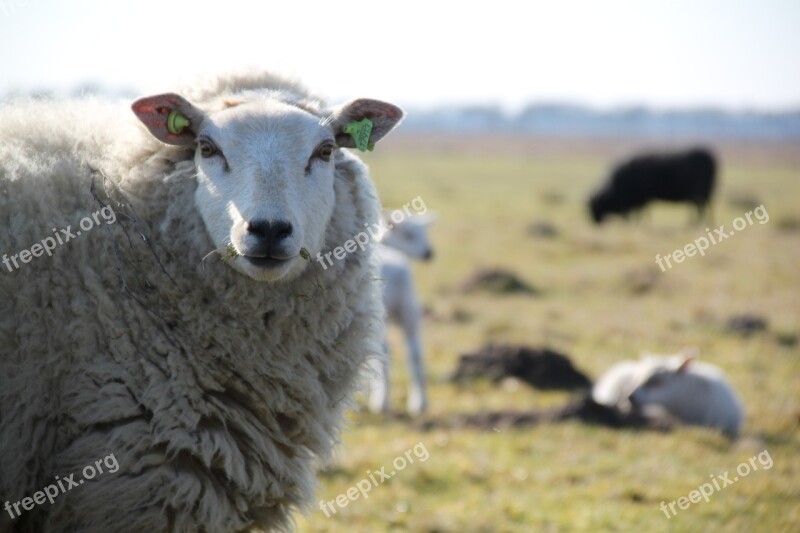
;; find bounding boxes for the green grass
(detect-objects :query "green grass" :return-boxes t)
[298,137,800,532]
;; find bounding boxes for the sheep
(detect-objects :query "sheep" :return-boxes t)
[589,148,716,224]
[592,349,744,437]
[368,212,435,416]
[0,71,403,532]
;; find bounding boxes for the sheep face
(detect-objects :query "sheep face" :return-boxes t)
[588,189,619,224]
[588,192,607,223]
[192,99,336,282]
[380,213,436,260]
[628,354,695,412]
[132,92,404,282]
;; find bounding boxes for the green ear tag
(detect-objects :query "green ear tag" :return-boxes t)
[343,118,374,152]
[167,110,191,135]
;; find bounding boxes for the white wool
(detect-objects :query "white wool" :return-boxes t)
[591,360,644,411]
[0,71,399,532]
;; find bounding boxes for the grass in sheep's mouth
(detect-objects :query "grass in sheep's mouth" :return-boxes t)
[201,243,240,269]
[222,243,239,263]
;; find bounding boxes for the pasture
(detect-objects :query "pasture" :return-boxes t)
[299,135,800,532]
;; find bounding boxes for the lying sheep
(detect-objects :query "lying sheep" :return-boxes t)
[592,349,744,437]
[0,71,403,532]
[368,212,435,416]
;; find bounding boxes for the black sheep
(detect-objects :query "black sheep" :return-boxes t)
[589,148,717,224]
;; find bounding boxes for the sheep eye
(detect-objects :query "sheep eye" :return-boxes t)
[313,141,335,162]
[198,139,219,158]
[305,141,335,174]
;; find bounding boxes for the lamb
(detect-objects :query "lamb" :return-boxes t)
[592,349,744,437]
[0,71,403,532]
[368,211,435,416]
[589,148,716,224]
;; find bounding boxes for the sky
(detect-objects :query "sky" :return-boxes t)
[1,0,798,111]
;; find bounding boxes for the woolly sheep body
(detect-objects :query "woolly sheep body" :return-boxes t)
[0,73,394,531]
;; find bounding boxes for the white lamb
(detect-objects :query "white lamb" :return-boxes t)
[592,349,744,437]
[368,212,435,416]
[0,71,403,532]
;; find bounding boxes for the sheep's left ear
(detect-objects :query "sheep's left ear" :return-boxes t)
[131,93,205,146]
[327,99,404,150]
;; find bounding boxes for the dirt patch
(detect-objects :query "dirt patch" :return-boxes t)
[622,267,660,295]
[777,216,800,232]
[727,192,763,211]
[526,220,559,239]
[450,344,591,391]
[415,394,673,432]
[459,269,537,295]
[725,314,768,336]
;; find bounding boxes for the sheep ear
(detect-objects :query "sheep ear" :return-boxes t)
[676,355,695,373]
[131,93,205,146]
[328,99,404,150]
[676,347,698,373]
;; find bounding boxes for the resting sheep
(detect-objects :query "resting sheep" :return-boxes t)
[0,72,403,532]
[592,349,744,437]
[589,148,716,224]
[368,212,435,416]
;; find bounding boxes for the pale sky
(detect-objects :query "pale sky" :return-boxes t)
[1,0,798,111]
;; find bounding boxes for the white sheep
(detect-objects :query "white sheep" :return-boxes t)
[0,71,403,532]
[367,213,435,416]
[592,349,744,437]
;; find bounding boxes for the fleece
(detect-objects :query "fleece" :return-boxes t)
[0,72,384,532]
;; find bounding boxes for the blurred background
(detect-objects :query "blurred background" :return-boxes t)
[2,1,798,531]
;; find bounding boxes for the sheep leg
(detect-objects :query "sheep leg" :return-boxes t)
[403,319,428,416]
[368,342,391,413]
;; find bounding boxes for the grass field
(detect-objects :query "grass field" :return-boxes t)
[298,135,800,532]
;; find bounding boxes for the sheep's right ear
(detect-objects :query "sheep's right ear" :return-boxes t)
[131,93,205,146]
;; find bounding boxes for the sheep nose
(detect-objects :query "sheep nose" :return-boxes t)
[246,219,293,247]
[423,249,434,261]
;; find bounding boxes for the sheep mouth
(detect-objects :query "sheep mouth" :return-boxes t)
[243,256,292,269]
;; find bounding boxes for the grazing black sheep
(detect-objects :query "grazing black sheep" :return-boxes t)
[589,148,717,224]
